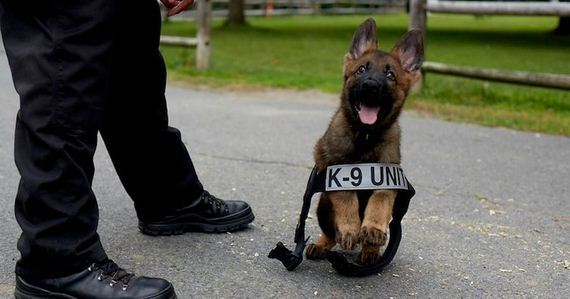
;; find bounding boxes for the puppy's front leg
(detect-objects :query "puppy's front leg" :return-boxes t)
[359,190,397,264]
[329,191,361,250]
[306,234,336,260]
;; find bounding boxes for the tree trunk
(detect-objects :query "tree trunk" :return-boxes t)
[554,17,570,35]
[225,0,246,26]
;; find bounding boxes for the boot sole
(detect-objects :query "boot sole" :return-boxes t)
[138,207,255,236]
[15,276,177,299]
[14,289,177,299]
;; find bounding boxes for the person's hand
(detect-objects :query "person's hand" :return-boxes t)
[161,0,195,16]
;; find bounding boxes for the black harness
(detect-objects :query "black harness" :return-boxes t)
[268,166,415,277]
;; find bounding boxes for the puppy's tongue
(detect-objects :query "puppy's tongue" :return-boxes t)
[358,105,380,125]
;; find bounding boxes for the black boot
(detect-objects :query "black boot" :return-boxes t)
[139,191,255,235]
[14,259,176,299]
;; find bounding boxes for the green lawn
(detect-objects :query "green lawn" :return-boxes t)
[160,15,570,135]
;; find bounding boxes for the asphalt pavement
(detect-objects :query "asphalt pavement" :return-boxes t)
[0,41,568,298]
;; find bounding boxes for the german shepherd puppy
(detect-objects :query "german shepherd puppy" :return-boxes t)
[305,19,423,265]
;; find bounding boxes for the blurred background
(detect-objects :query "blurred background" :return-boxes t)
[158,0,570,136]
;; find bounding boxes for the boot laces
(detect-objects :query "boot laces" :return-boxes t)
[201,191,227,211]
[88,259,134,291]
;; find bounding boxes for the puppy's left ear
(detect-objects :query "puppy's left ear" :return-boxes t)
[391,30,424,74]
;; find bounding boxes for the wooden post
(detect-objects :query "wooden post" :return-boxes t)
[196,0,212,69]
[425,1,570,17]
[409,0,427,92]
[312,0,321,15]
[409,0,427,33]
[160,36,198,47]
[422,62,570,90]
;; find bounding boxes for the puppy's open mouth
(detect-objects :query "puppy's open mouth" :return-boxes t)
[355,103,380,125]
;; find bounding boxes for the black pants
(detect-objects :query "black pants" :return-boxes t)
[0,0,203,278]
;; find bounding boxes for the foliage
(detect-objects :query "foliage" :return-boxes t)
[161,15,570,135]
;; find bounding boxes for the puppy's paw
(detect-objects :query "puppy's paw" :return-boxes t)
[306,243,329,260]
[359,226,387,246]
[335,228,359,250]
[359,248,381,265]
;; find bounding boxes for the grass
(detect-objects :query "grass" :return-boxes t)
[160,14,570,136]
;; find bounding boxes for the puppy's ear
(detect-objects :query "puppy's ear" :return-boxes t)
[346,18,378,61]
[391,29,424,73]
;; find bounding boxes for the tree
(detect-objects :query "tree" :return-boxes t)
[225,0,247,26]
[554,17,570,35]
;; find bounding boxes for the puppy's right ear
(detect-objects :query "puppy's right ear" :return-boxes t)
[346,18,378,61]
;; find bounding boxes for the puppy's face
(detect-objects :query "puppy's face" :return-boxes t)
[341,19,424,130]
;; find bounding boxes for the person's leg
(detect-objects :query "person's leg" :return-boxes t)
[101,0,254,234]
[99,0,204,222]
[2,2,176,298]
[0,0,113,278]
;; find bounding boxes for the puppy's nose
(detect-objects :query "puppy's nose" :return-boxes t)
[362,79,382,93]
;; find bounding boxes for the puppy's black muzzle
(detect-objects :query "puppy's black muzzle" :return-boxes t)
[362,78,383,95]
[355,78,384,104]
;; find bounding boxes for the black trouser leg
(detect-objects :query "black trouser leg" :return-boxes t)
[1,0,204,278]
[100,0,203,222]
[0,0,115,277]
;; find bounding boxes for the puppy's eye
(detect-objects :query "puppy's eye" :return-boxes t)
[356,65,367,75]
[386,70,396,81]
